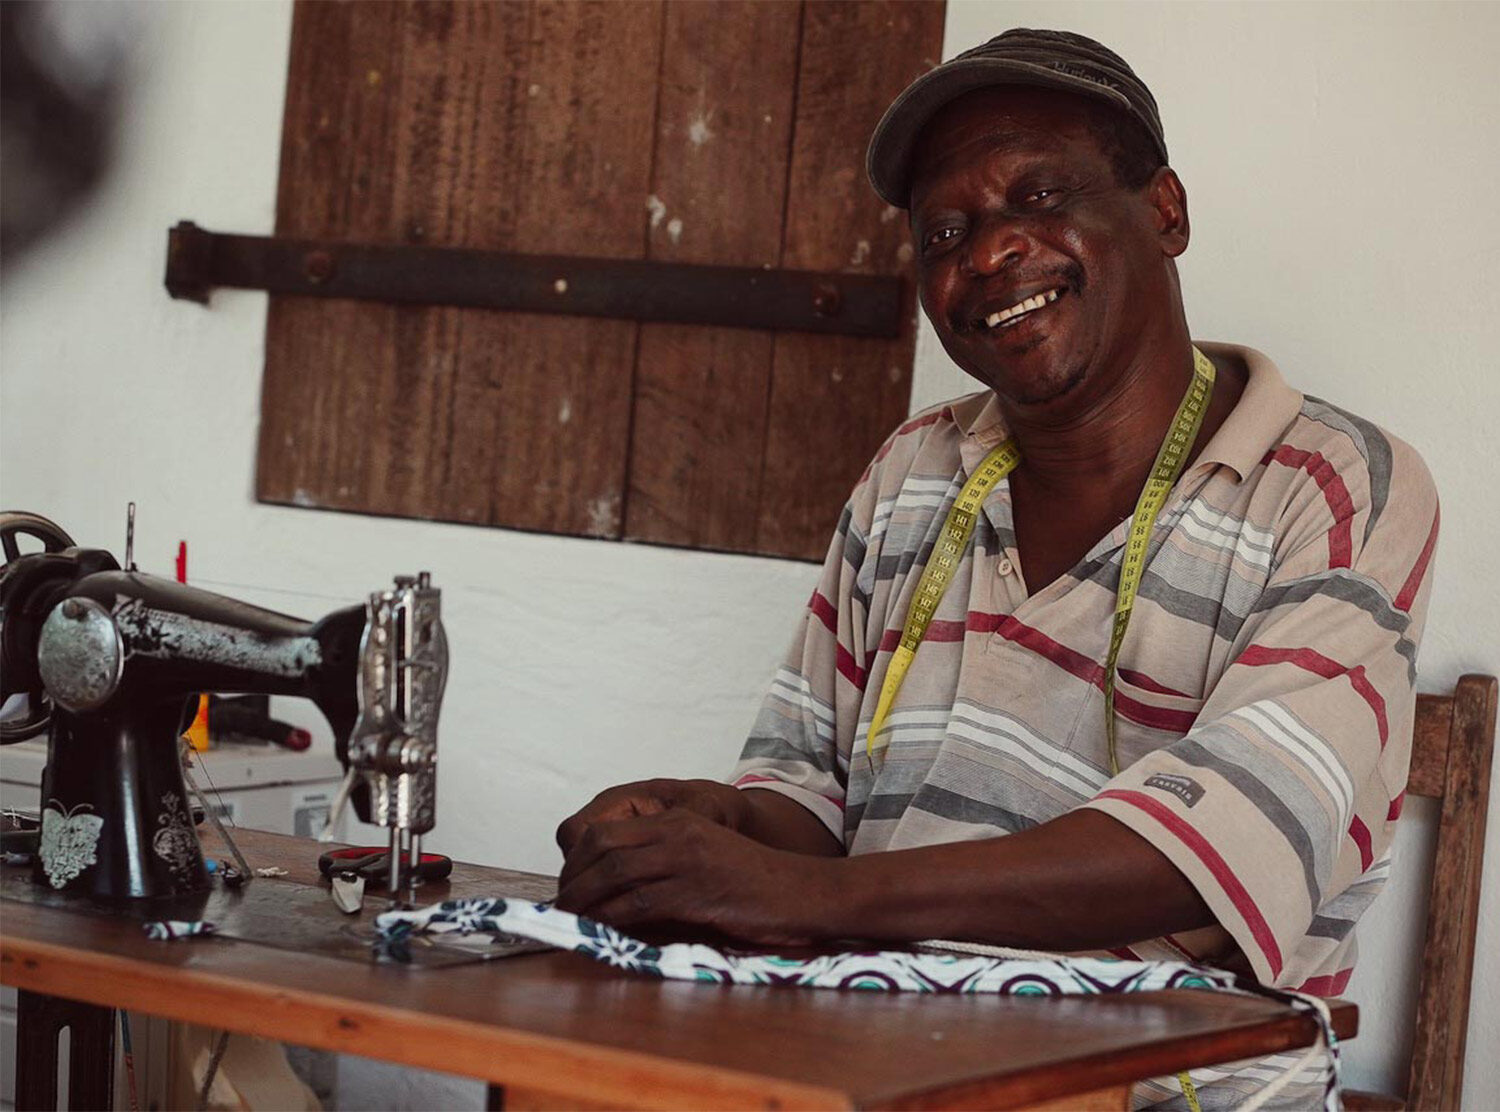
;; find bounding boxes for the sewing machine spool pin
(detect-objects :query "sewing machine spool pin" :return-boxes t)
[123,502,136,573]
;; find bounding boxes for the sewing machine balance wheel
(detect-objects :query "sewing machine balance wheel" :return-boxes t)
[0,511,77,744]
[0,511,74,564]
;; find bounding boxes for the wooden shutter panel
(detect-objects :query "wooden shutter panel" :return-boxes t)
[257,0,945,560]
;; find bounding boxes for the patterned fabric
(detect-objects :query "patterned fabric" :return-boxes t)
[373,897,1338,1110]
[142,919,216,941]
[732,344,1437,1107]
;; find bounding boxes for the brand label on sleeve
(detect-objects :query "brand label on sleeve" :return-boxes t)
[1144,773,1204,808]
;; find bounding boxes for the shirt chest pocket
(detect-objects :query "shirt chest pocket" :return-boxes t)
[1102,669,1208,772]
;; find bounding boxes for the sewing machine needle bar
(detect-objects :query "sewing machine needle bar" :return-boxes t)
[388,828,401,897]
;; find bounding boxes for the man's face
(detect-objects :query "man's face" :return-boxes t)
[909,86,1181,411]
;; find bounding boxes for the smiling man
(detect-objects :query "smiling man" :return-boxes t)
[557,29,1439,1109]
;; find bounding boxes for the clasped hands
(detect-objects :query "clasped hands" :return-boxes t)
[554,779,841,947]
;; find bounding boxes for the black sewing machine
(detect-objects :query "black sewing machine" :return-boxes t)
[0,510,447,903]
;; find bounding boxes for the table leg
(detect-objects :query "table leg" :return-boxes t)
[14,990,116,1112]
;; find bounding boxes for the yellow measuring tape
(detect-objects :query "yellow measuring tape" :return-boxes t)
[863,440,1022,763]
[860,349,1215,1112]
[863,346,1215,776]
[1103,347,1215,776]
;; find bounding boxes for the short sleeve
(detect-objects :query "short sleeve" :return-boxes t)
[726,403,967,846]
[1082,437,1440,989]
[727,505,861,843]
[727,436,899,844]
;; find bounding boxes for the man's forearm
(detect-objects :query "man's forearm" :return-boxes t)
[736,787,844,857]
[809,808,1214,950]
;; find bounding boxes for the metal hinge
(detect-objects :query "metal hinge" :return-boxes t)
[164,221,903,338]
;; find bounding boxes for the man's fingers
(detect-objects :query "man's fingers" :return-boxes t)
[555,798,645,856]
[555,836,683,916]
[571,878,689,930]
[554,818,827,949]
[558,810,695,891]
[555,785,670,854]
[555,779,749,861]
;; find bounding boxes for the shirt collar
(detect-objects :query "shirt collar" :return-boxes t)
[950,391,1009,476]
[951,342,1303,483]
[1192,342,1304,481]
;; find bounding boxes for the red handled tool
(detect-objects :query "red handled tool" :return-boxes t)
[317,847,452,884]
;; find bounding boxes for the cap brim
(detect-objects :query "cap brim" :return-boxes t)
[866,58,1138,209]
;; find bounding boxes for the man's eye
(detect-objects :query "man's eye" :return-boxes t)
[1023,188,1059,205]
[923,226,962,250]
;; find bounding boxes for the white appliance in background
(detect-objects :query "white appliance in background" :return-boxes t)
[0,738,352,841]
[0,738,365,1111]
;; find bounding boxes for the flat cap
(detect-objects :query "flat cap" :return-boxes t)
[866,28,1168,208]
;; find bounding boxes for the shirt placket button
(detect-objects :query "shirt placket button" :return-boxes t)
[996,557,1014,576]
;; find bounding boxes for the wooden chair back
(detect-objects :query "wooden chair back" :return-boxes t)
[1400,674,1497,1109]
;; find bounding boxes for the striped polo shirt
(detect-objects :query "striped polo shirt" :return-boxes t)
[732,342,1437,1030]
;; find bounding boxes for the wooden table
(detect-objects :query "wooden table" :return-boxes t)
[1,828,1354,1110]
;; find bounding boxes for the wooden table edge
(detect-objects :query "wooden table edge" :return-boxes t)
[2,824,1360,1112]
[874,996,1356,1109]
[0,933,852,1111]
[1,929,1356,1111]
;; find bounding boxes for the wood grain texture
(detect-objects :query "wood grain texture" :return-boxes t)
[623,1,800,552]
[1406,693,1452,799]
[259,1,664,537]
[258,0,938,559]
[1,828,1354,1112]
[1341,1090,1404,1111]
[889,1082,1130,1111]
[1406,674,1496,1110]
[755,0,945,559]
[494,1086,626,1111]
[259,0,405,517]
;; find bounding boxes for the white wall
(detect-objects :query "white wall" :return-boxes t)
[2,1,1496,1106]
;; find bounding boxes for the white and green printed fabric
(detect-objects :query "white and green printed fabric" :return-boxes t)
[372,896,1339,1111]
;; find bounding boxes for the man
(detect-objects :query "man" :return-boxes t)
[557,29,1438,1108]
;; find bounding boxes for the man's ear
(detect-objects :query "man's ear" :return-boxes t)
[1147,167,1190,258]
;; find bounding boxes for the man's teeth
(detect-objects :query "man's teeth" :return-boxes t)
[985,289,1061,328]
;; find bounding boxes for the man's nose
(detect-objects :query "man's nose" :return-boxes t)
[963,216,1029,277]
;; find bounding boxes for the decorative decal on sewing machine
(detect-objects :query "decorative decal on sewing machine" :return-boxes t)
[112,597,322,677]
[39,799,104,889]
[153,791,199,882]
